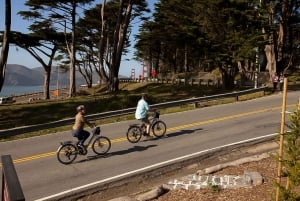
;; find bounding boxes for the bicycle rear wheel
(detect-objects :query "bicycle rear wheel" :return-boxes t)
[126,125,142,143]
[57,144,77,165]
[92,136,111,155]
[152,120,167,138]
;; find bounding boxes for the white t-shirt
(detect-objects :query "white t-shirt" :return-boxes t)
[135,98,149,119]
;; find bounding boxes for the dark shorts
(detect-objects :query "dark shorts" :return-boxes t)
[140,117,150,124]
[71,130,80,137]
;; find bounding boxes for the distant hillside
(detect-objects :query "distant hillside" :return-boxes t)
[4,65,44,86]
[4,64,129,86]
[4,65,89,86]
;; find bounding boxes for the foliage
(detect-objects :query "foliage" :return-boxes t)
[276,101,300,200]
[2,0,300,95]
[16,0,94,98]
[76,0,149,92]
[135,0,300,90]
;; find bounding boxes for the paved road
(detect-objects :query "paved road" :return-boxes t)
[0,91,299,200]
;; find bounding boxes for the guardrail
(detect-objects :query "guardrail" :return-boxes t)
[0,87,266,138]
[120,78,222,86]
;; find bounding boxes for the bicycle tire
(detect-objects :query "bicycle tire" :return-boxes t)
[126,125,142,143]
[92,136,111,155]
[57,143,77,165]
[152,120,167,138]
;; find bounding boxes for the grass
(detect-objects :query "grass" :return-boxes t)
[0,83,232,129]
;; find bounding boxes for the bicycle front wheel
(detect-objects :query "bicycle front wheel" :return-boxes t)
[126,125,142,143]
[57,144,77,165]
[92,136,111,155]
[152,120,167,138]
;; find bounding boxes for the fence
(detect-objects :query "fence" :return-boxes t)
[120,78,223,87]
[1,155,25,201]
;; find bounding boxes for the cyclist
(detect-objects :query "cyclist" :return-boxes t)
[135,93,153,137]
[71,105,94,147]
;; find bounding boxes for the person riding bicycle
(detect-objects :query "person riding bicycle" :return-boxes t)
[135,93,153,137]
[71,105,94,147]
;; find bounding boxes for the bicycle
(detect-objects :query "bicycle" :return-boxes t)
[57,126,111,165]
[126,110,167,143]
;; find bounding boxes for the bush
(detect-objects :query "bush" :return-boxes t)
[276,100,300,200]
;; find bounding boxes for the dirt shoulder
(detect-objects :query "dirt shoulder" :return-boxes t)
[155,156,277,201]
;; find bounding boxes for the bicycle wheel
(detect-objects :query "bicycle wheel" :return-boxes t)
[57,144,77,165]
[152,120,167,138]
[92,136,111,155]
[126,125,142,143]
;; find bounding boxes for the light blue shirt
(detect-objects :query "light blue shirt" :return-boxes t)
[135,98,149,119]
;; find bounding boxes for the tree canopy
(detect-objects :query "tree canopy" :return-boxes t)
[135,0,300,89]
[1,0,299,93]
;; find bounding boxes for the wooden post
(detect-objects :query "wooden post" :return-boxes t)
[2,155,25,201]
[275,77,288,201]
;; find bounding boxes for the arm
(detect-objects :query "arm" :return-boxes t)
[82,116,95,128]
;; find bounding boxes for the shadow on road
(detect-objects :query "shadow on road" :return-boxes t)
[165,128,203,138]
[76,144,157,163]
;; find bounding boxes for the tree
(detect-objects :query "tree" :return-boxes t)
[99,0,149,92]
[10,30,62,99]
[19,0,94,98]
[0,0,11,92]
[136,0,265,89]
[264,0,300,79]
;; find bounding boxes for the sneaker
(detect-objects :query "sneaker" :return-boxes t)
[78,144,87,155]
[144,133,153,139]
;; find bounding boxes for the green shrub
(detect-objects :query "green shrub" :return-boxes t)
[276,101,300,200]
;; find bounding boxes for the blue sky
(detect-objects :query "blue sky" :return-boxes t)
[0,0,156,77]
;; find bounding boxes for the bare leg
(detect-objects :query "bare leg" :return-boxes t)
[146,124,150,134]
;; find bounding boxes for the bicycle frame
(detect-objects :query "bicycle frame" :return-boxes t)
[83,133,98,147]
[74,126,101,147]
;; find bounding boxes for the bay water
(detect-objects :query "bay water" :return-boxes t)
[0,85,57,97]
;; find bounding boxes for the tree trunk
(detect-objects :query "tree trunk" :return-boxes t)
[264,44,276,81]
[68,1,77,97]
[98,0,109,83]
[220,64,235,89]
[107,0,132,92]
[0,0,11,92]
[43,68,51,99]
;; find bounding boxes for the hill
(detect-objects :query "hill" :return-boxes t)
[4,65,44,86]
[4,64,129,86]
[4,64,88,86]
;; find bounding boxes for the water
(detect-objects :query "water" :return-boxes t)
[0,85,57,97]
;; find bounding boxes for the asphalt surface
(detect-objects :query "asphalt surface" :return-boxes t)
[0,90,299,201]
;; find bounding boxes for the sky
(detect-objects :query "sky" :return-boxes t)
[0,0,156,77]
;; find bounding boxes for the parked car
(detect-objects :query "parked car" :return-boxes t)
[0,96,15,104]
